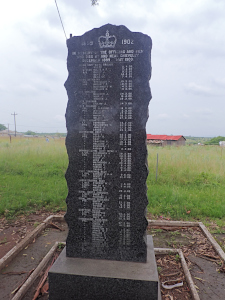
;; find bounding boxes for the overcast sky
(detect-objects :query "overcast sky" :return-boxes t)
[0,0,224,136]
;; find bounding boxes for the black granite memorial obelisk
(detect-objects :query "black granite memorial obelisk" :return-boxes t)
[49,24,160,300]
[64,24,151,262]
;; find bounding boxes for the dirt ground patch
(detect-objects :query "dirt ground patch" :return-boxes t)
[0,213,68,300]
[0,211,64,259]
[1,212,225,299]
[148,225,225,300]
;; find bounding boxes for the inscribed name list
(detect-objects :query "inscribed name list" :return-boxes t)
[65,24,152,262]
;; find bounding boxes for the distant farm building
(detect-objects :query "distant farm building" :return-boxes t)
[147,134,186,146]
[0,129,15,136]
[0,130,23,137]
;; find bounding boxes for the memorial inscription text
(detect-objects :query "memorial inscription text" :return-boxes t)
[65,24,152,262]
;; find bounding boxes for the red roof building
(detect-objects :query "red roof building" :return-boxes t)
[146,134,186,146]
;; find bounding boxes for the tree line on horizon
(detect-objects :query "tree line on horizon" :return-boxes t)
[0,124,224,144]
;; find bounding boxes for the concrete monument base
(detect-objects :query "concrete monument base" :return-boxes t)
[49,236,161,300]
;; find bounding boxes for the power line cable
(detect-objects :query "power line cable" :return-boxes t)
[54,0,67,40]
[17,125,66,129]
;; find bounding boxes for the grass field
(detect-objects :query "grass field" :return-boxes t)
[0,136,68,217]
[147,145,225,227]
[0,136,225,227]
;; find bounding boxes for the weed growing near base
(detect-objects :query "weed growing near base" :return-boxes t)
[147,145,225,224]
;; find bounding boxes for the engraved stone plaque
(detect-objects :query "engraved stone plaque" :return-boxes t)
[65,24,152,262]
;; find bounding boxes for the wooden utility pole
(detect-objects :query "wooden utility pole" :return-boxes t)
[11,112,17,137]
[156,153,159,181]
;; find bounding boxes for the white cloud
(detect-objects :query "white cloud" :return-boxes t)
[194,108,212,115]
[1,0,225,136]
[54,115,65,122]
[156,114,170,120]
[213,78,225,89]
[184,83,215,96]
[14,84,38,95]
[182,114,190,119]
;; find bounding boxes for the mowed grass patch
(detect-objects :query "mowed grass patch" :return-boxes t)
[0,137,68,217]
[147,145,225,224]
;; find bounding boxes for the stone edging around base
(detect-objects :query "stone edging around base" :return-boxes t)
[148,219,225,261]
[154,247,200,300]
[0,215,64,272]
[10,243,200,300]
[1,216,224,300]
[11,241,63,300]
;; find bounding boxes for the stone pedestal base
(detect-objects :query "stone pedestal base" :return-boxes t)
[48,236,161,300]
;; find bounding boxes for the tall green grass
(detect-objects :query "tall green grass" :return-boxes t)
[1,136,225,224]
[147,145,225,222]
[0,137,68,216]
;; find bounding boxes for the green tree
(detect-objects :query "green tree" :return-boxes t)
[24,130,36,135]
[205,136,225,145]
[0,124,7,131]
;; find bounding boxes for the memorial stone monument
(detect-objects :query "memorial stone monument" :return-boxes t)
[49,24,160,299]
